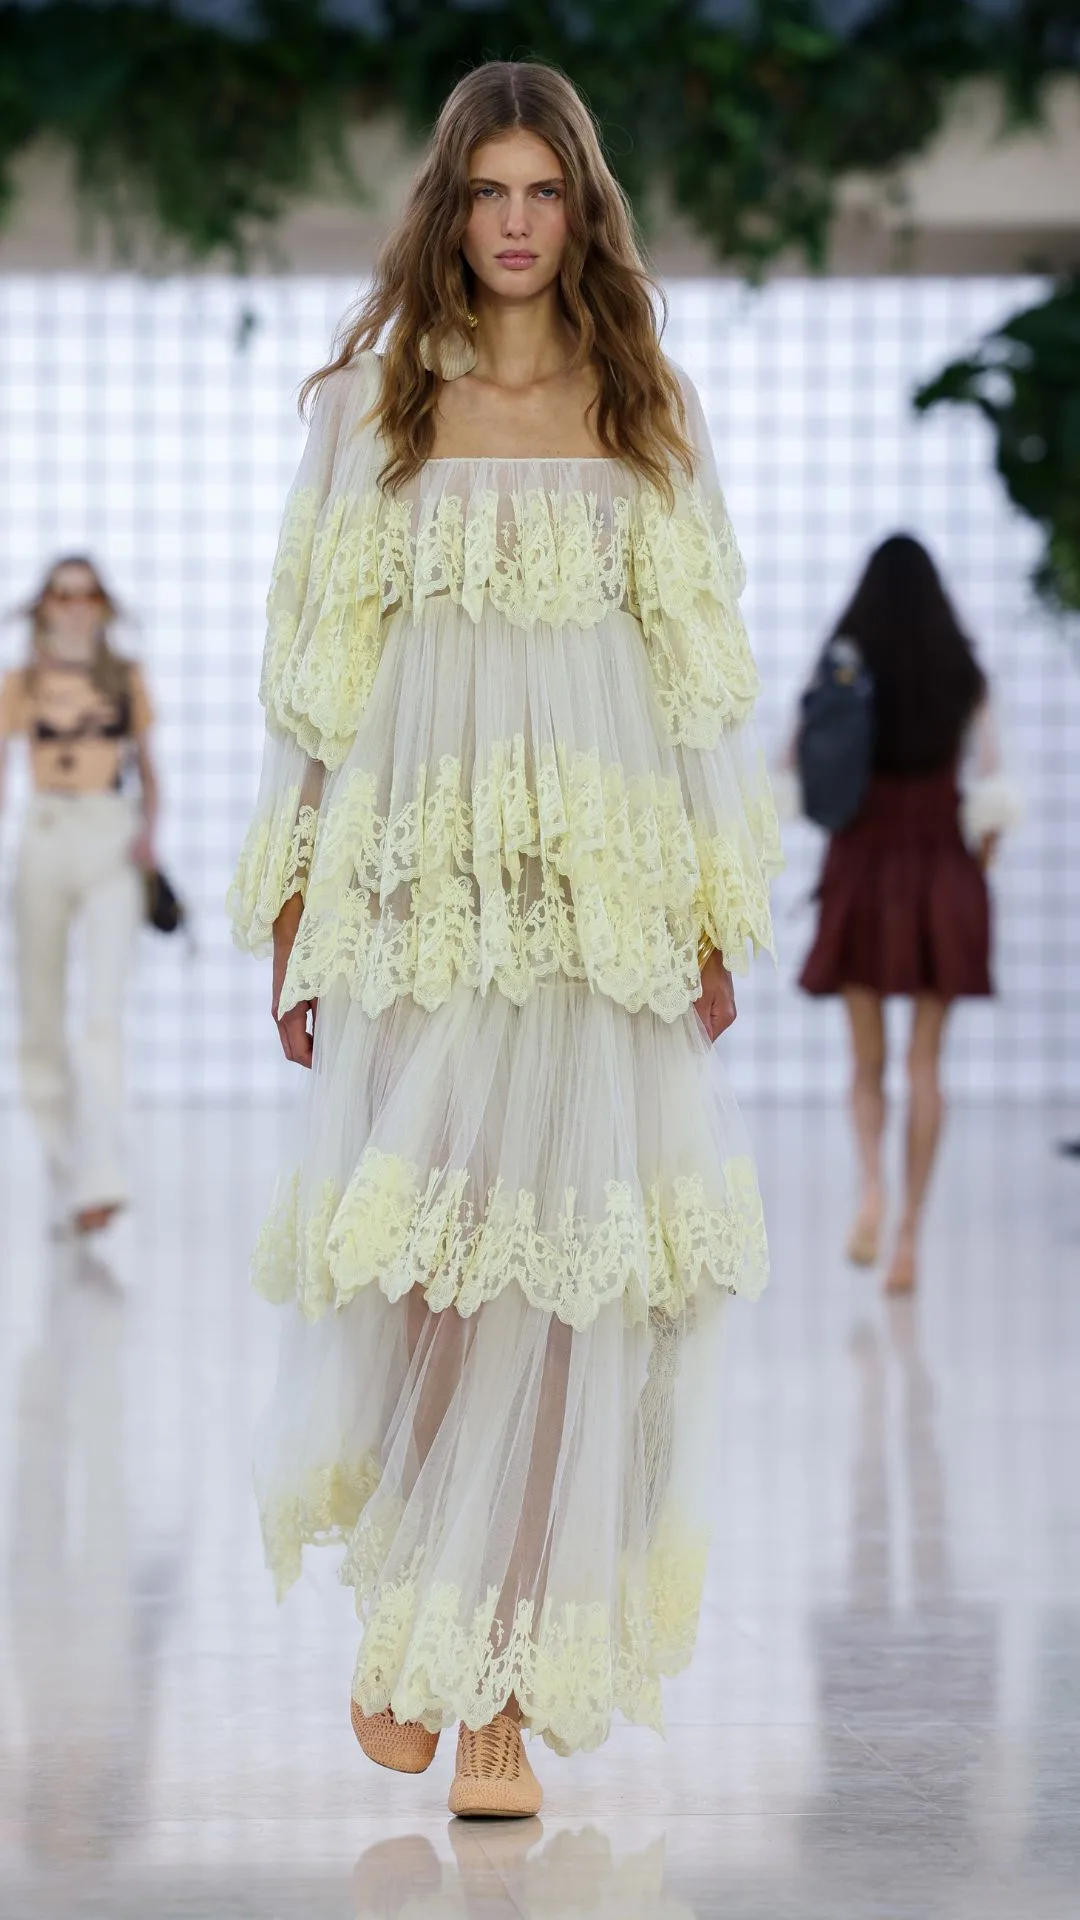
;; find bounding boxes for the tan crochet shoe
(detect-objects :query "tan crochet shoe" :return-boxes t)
[350,1699,440,1773]
[448,1713,543,1818]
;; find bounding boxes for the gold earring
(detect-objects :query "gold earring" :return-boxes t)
[465,307,478,330]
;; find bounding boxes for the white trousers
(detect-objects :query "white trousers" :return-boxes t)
[14,792,142,1212]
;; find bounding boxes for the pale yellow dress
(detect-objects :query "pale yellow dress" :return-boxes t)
[228,350,780,1755]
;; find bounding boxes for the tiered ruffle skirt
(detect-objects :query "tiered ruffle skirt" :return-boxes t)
[231,424,778,1753]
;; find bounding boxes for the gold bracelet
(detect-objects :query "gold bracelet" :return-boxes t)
[697,929,715,972]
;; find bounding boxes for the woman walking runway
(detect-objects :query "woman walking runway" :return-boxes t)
[1,555,158,1235]
[799,534,1020,1292]
[230,60,779,1814]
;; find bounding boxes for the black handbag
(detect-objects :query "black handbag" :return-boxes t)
[144,866,186,935]
[797,635,875,834]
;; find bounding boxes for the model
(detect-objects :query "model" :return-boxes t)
[799,534,1020,1293]
[0,554,158,1235]
[229,60,780,1816]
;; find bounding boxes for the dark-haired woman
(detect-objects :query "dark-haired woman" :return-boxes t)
[0,556,158,1235]
[229,61,779,1813]
[799,534,1020,1293]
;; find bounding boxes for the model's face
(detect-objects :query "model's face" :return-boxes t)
[461,130,569,306]
[41,562,105,646]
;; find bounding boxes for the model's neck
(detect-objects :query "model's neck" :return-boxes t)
[39,631,99,668]
[471,289,575,389]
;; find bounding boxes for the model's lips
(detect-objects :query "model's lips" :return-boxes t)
[496,251,538,268]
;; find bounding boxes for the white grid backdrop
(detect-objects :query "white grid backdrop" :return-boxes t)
[0,275,1076,1103]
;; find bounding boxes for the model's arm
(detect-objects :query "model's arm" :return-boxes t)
[697,947,737,1043]
[960,694,1023,870]
[269,755,325,1069]
[227,358,382,940]
[272,892,311,1065]
[128,665,159,868]
[228,363,375,1073]
[643,367,781,1036]
[0,671,22,812]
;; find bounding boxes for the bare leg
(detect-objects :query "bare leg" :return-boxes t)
[886,995,949,1294]
[498,1315,573,1721]
[404,1289,470,1484]
[351,1293,471,1757]
[842,987,887,1265]
[403,1294,572,1744]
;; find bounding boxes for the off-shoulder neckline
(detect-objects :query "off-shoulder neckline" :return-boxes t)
[424,454,624,466]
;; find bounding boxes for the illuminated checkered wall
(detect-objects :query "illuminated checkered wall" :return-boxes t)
[0,275,1076,1101]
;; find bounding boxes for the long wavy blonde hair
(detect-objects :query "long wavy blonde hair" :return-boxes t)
[301,61,694,497]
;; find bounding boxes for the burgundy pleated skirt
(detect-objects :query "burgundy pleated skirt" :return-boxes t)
[799,768,992,1000]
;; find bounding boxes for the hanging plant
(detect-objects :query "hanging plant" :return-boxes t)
[914,280,1080,613]
[0,1,372,265]
[0,1,1076,273]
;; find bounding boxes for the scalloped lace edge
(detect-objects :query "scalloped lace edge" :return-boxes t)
[227,797,319,955]
[261,1455,382,1603]
[348,1524,710,1755]
[260,478,761,770]
[258,1455,708,1756]
[278,743,779,1021]
[250,1150,768,1331]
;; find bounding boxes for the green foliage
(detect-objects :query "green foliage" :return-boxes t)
[0,1,1077,271]
[915,281,1080,612]
[0,1,372,264]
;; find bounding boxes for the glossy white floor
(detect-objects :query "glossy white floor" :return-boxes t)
[0,1099,1077,1919]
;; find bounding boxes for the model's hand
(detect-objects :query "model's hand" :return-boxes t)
[275,997,317,1068]
[129,826,155,870]
[272,895,317,1069]
[978,830,1000,872]
[696,951,737,1044]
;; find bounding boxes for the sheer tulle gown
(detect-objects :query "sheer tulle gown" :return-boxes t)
[228,351,780,1755]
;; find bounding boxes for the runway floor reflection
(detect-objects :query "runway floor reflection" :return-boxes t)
[0,1100,1077,1917]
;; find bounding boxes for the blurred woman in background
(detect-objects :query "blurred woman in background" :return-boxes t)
[799,535,1019,1293]
[0,556,158,1235]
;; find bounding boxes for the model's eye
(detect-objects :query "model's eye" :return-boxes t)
[536,186,563,200]
[472,185,499,199]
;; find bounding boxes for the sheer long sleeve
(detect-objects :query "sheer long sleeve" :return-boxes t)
[228,361,377,953]
[227,736,325,955]
[959,695,1023,849]
[654,366,781,969]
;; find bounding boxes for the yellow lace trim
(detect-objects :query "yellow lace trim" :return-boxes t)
[279,744,778,1020]
[633,484,759,748]
[697,783,783,972]
[251,1150,767,1331]
[261,477,759,770]
[257,1443,708,1754]
[260,1454,382,1603]
[346,1521,710,1755]
[261,492,385,770]
[226,796,319,954]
